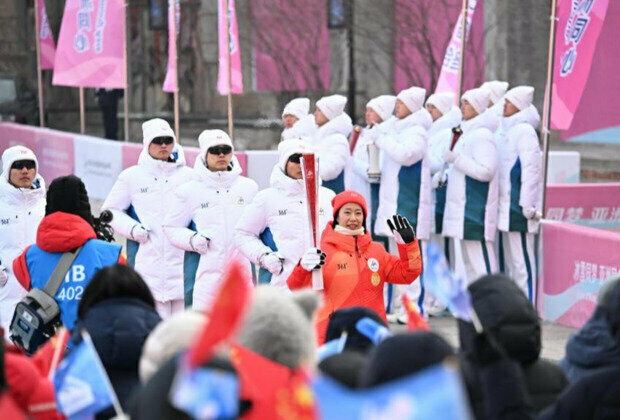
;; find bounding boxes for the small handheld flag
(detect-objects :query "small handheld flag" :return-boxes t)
[355,317,393,344]
[402,295,430,331]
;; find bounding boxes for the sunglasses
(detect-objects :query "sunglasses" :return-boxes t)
[11,160,36,170]
[151,136,174,145]
[288,153,303,164]
[207,145,233,155]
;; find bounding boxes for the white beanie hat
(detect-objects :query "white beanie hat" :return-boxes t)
[278,138,314,172]
[366,95,396,122]
[481,81,509,104]
[1,145,38,181]
[141,118,175,147]
[316,94,347,120]
[461,88,491,115]
[198,129,234,159]
[397,86,426,113]
[282,98,310,119]
[426,92,454,116]
[504,86,535,111]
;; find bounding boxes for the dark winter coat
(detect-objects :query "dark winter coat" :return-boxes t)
[71,297,161,418]
[458,275,568,418]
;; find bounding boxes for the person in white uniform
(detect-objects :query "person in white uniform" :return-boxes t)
[281,97,317,141]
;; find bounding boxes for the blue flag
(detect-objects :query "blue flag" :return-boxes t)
[424,242,472,321]
[317,331,348,362]
[53,332,117,420]
[313,363,472,419]
[356,317,392,344]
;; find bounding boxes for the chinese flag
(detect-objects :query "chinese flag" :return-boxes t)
[402,294,430,331]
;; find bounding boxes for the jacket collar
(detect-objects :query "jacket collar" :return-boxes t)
[316,113,353,140]
[269,165,305,197]
[36,212,97,252]
[392,108,433,133]
[0,175,46,207]
[321,222,372,253]
[461,108,499,134]
[502,104,541,132]
[428,107,462,137]
[193,155,241,188]
[137,144,187,175]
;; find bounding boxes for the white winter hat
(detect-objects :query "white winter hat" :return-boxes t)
[316,94,347,120]
[481,81,509,105]
[141,118,175,147]
[397,86,426,113]
[282,98,310,119]
[461,88,491,115]
[504,86,535,111]
[426,92,454,116]
[278,138,313,172]
[366,95,396,122]
[139,310,207,383]
[198,129,234,159]
[1,145,38,181]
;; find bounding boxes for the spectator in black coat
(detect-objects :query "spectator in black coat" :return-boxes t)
[71,264,161,419]
[458,274,568,418]
[95,89,123,140]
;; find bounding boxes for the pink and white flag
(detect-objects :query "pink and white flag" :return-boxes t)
[550,0,610,130]
[36,0,56,70]
[52,0,126,88]
[163,0,180,93]
[217,0,243,94]
[434,0,478,97]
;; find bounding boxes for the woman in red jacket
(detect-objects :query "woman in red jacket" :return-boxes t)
[287,190,422,344]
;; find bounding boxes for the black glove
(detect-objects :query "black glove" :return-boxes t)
[386,215,416,244]
[473,331,507,367]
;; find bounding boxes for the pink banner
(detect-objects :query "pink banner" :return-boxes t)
[217,0,243,95]
[52,0,126,88]
[394,0,485,94]
[545,183,620,228]
[36,0,56,70]
[250,0,330,92]
[162,0,180,93]
[539,221,620,328]
[550,0,610,130]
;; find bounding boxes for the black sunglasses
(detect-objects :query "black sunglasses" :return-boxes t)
[288,153,303,163]
[151,136,174,145]
[11,160,36,170]
[207,145,233,155]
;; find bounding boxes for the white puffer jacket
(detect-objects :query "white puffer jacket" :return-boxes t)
[373,109,433,240]
[234,165,335,289]
[309,113,352,189]
[0,175,45,336]
[497,105,542,233]
[102,146,193,302]
[443,110,499,242]
[162,156,258,309]
[281,114,318,140]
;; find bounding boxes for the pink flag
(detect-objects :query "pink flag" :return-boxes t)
[550,0,610,130]
[434,0,479,96]
[36,0,56,70]
[52,0,126,88]
[163,0,180,93]
[217,0,243,94]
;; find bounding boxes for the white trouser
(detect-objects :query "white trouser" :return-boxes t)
[501,231,536,301]
[461,239,498,285]
[155,299,185,319]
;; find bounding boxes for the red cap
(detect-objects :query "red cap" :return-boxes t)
[331,190,368,219]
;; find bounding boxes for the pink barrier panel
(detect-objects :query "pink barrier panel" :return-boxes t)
[545,183,620,228]
[538,221,620,328]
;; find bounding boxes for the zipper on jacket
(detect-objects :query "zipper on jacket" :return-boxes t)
[354,236,361,257]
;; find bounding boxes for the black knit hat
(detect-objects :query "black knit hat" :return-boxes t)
[325,307,387,354]
[45,175,94,225]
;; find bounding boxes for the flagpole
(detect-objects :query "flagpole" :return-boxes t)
[81,331,125,418]
[33,0,45,127]
[540,0,558,216]
[172,0,180,140]
[123,0,130,142]
[456,0,469,99]
[47,329,69,379]
[225,0,234,140]
[79,87,85,134]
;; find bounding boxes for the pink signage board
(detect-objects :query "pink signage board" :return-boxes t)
[545,183,620,228]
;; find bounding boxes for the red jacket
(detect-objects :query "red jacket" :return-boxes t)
[287,223,422,344]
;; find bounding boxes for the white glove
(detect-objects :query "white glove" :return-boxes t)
[432,171,447,189]
[260,252,284,275]
[300,248,326,272]
[444,150,458,164]
[0,265,8,287]
[190,233,210,255]
[130,224,150,244]
[522,207,537,219]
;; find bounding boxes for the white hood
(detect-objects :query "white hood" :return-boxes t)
[502,104,540,131]
[316,112,353,139]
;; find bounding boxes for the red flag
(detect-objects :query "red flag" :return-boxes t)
[0,394,26,420]
[186,260,251,368]
[402,294,430,331]
[31,328,70,377]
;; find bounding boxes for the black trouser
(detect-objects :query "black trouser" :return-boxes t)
[100,100,119,140]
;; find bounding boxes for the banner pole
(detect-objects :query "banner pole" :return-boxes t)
[79,87,85,134]
[33,0,45,127]
[456,0,468,99]
[225,0,234,140]
[123,0,130,142]
[540,0,558,216]
[172,1,180,140]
